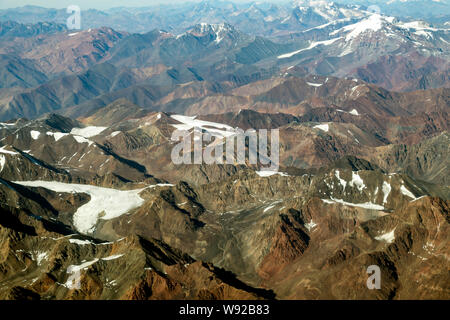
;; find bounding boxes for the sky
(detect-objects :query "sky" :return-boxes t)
[0,0,262,10]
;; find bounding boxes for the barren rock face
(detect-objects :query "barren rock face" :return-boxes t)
[0,103,448,300]
[1,160,448,299]
[0,201,271,300]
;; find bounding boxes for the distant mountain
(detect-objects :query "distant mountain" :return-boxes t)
[272,14,450,90]
[0,1,413,35]
[0,54,48,88]
[0,20,66,38]
[1,1,448,35]
[0,24,127,76]
[334,0,450,21]
[0,3,448,95]
[0,14,447,120]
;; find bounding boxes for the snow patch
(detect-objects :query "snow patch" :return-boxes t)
[382,181,391,204]
[146,183,175,189]
[72,135,94,146]
[0,122,16,127]
[415,30,433,38]
[313,123,329,132]
[46,132,69,141]
[255,170,289,177]
[70,126,107,138]
[110,131,121,138]
[30,130,41,140]
[0,146,18,155]
[13,181,145,234]
[375,228,395,244]
[305,220,317,231]
[65,259,99,288]
[322,198,384,210]
[335,170,347,189]
[69,239,93,245]
[277,37,342,59]
[0,155,5,172]
[400,185,416,199]
[398,21,438,32]
[102,254,124,261]
[34,251,48,266]
[411,195,426,202]
[170,114,236,138]
[349,171,365,191]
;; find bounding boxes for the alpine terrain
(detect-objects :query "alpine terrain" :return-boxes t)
[0,0,448,301]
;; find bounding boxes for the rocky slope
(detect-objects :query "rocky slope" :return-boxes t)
[0,198,271,299]
[0,107,448,300]
[0,105,448,300]
[1,155,448,299]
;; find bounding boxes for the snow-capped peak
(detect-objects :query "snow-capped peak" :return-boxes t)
[294,0,334,8]
[328,13,404,41]
[331,13,387,41]
[292,0,367,24]
[186,22,241,44]
[397,20,439,31]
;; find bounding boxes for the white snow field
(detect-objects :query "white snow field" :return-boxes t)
[70,126,108,138]
[13,181,145,234]
[322,198,385,210]
[375,228,396,244]
[255,170,289,177]
[400,185,416,199]
[277,37,342,59]
[170,114,236,138]
[30,130,41,140]
[313,123,329,132]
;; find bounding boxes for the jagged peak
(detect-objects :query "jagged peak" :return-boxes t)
[177,22,245,44]
[189,22,237,35]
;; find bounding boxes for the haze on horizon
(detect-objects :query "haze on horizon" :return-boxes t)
[0,0,284,10]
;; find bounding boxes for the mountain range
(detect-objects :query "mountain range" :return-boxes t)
[0,0,448,300]
[1,0,449,33]
[0,13,448,121]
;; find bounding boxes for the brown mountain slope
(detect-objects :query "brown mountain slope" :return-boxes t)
[0,182,272,300]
